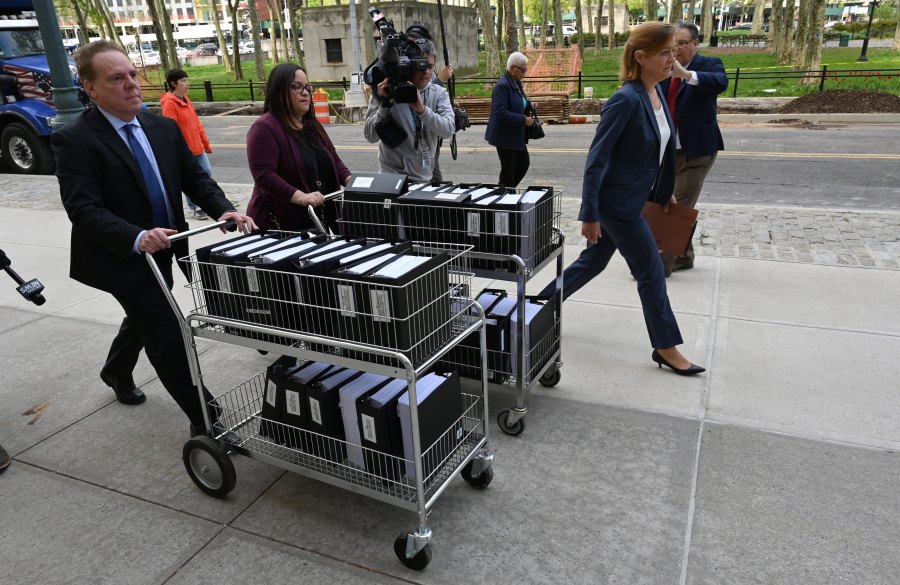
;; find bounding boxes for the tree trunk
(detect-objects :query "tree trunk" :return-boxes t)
[751,0,765,33]
[594,0,605,54]
[801,0,825,82]
[476,0,502,78]
[894,12,900,51]
[70,0,90,47]
[671,0,683,23]
[793,0,809,67]
[246,0,266,82]
[505,0,518,52]
[540,0,549,48]
[586,0,594,34]
[779,0,795,63]
[158,0,181,70]
[359,0,376,68]
[701,0,713,37]
[225,0,244,80]
[644,0,656,22]
[144,0,170,70]
[687,0,696,25]
[574,0,584,57]
[210,0,232,71]
[552,0,564,46]
[91,0,123,48]
[288,2,303,65]
[266,0,281,63]
[517,0,527,50]
[770,0,783,54]
[607,0,616,50]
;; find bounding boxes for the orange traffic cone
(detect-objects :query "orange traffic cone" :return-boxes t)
[313,88,331,125]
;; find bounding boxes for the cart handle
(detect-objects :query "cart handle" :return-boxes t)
[168,220,249,244]
[306,188,345,234]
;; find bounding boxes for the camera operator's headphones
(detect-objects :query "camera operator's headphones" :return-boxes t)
[405,24,432,41]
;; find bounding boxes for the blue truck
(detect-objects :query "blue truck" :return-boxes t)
[0,0,83,174]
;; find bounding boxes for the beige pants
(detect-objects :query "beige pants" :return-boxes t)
[661,150,718,273]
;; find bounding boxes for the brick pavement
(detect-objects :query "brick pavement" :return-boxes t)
[3,175,898,270]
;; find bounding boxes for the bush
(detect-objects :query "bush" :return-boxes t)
[573,31,629,48]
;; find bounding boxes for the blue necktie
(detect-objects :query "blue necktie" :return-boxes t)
[123,123,170,228]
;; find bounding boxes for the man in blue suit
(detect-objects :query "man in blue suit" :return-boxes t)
[659,20,728,275]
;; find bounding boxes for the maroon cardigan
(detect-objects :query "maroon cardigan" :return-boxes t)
[246,112,351,231]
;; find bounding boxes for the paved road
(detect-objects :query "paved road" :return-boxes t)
[200,118,900,210]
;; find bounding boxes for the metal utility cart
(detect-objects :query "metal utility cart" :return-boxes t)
[147,222,493,570]
[326,184,565,437]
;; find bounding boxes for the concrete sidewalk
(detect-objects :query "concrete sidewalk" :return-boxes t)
[1,176,898,585]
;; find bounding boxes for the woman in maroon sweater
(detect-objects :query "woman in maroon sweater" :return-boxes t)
[246,64,351,232]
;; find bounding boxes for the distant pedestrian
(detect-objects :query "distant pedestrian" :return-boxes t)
[161,68,214,220]
[658,20,728,276]
[484,52,534,188]
[537,21,704,376]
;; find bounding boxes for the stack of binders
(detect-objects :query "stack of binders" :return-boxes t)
[342,172,409,240]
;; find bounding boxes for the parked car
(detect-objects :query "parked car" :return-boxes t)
[562,25,577,36]
[728,22,753,30]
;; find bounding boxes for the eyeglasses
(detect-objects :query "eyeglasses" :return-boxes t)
[675,40,695,47]
[289,82,314,94]
[513,65,528,73]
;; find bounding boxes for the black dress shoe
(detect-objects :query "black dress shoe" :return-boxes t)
[0,442,11,472]
[100,373,147,405]
[652,349,705,376]
[672,259,694,272]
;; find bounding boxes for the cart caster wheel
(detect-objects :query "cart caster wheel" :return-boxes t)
[183,436,236,498]
[497,409,525,436]
[461,461,494,489]
[539,369,561,387]
[257,349,269,355]
[394,534,432,570]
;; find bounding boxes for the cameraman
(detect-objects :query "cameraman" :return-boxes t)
[404,24,453,182]
[363,38,455,183]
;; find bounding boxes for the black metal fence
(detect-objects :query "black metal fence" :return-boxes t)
[182,78,352,102]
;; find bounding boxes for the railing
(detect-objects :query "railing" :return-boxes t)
[455,68,900,99]
[171,78,352,102]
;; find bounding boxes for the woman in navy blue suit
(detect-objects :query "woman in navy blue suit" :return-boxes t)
[484,51,535,187]
[539,21,704,376]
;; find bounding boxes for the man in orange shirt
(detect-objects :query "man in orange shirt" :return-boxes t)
[161,68,214,219]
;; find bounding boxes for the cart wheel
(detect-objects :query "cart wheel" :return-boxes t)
[497,410,525,436]
[257,349,269,355]
[394,534,432,570]
[539,369,562,387]
[183,436,236,498]
[461,461,494,489]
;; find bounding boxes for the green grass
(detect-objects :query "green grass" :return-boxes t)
[150,47,900,103]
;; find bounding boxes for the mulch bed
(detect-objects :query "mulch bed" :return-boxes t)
[776,90,900,113]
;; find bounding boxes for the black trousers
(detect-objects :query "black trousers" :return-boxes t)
[496,147,530,188]
[101,252,212,426]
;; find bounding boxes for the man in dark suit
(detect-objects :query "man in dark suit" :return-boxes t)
[659,20,728,276]
[53,41,256,434]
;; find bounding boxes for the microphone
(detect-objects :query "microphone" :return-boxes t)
[0,249,46,306]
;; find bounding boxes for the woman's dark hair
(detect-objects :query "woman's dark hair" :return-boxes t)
[165,68,188,91]
[263,63,328,144]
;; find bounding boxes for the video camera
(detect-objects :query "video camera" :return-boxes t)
[364,8,432,104]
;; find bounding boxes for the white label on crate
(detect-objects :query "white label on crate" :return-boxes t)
[246,269,260,293]
[500,331,505,352]
[265,380,277,406]
[352,176,373,189]
[292,276,304,303]
[361,414,377,443]
[435,193,462,200]
[337,284,356,317]
[246,308,271,316]
[495,212,510,235]
[383,198,392,209]
[370,289,391,322]
[215,264,231,293]
[286,390,302,416]
[309,397,322,425]
[467,212,480,237]
[456,426,464,440]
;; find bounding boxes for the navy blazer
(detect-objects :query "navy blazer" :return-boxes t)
[484,71,528,150]
[660,52,728,159]
[579,81,676,223]
[53,107,233,294]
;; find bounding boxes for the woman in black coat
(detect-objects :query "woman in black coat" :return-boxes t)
[484,51,535,187]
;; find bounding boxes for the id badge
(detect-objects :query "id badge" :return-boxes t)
[420,151,431,169]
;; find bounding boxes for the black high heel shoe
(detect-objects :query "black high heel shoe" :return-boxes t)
[652,349,705,376]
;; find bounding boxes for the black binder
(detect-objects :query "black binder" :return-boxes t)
[450,288,514,382]
[397,368,464,481]
[278,361,343,451]
[305,368,363,462]
[339,373,394,470]
[358,378,409,481]
[397,183,480,244]
[342,172,409,240]
[258,355,301,444]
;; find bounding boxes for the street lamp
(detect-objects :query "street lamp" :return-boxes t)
[30,0,84,128]
[857,0,878,62]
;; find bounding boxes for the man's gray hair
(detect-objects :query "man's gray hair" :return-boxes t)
[674,20,700,41]
[417,38,436,57]
[507,52,528,70]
